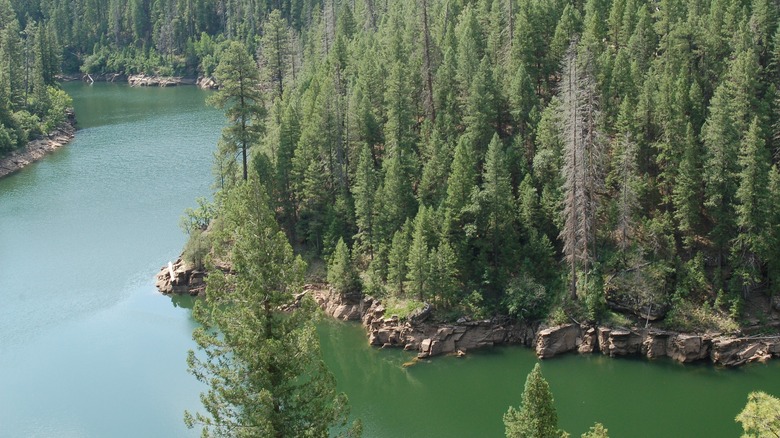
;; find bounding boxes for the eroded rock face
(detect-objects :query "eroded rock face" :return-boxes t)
[535,324,581,358]
[128,74,196,87]
[668,334,710,363]
[601,329,644,357]
[154,257,207,296]
[313,289,537,359]
[197,76,219,89]
[710,338,777,367]
[642,332,671,359]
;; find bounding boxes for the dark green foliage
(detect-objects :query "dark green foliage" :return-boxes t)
[0,2,70,159]
[208,41,264,183]
[185,177,358,437]
[41,0,780,326]
[328,237,361,295]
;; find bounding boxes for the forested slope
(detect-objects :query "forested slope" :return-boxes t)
[0,0,71,158]
[20,0,780,329]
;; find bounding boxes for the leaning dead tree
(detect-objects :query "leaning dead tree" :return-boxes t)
[559,39,604,300]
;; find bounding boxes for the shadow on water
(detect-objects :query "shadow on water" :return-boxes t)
[170,294,198,310]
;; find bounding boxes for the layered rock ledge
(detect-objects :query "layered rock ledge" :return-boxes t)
[535,324,780,367]
[128,74,197,87]
[0,110,76,179]
[154,262,780,367]
[312,288,539,359]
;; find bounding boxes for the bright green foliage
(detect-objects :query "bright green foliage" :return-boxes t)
[581,423,610,438]
[504,363,560,438]
[328,238,361,295]
[736,391,780,437]
[185,177,357,437]
[208,41,264,182]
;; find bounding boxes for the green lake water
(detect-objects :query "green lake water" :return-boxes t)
[1,83,779,437]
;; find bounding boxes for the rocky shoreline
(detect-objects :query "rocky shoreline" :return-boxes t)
[59,73,218,89]
[0,110,76,179]
[155,258,780,367]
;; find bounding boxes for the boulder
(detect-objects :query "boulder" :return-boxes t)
[603,329,644,357]
[668,334,710,363]
[642,331,671,359]
[711,338,767,367]
[197,76,219,89]
[578,327,598,354]
[535,324,580,359]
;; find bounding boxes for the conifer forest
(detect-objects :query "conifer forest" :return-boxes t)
[6,0,780,332]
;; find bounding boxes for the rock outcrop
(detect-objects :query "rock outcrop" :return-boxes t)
[536,324,580,358]
[156,274,780,367]
[531,324,780,367]
[197,76,219,89]
[128,74,196,87]
[0,111,76,179]
[155,258,207,296]
[313,288,537,359]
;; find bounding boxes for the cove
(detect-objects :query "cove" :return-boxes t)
[1,83,780,437]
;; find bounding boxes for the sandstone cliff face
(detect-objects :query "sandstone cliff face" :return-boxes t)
[531,324,780,366]
[154,273,780,367]
[313,289,538,359]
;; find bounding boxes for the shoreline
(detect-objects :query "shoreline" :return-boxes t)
[59,73,218,89]
[0,110,76,179]
[155,258,780,367]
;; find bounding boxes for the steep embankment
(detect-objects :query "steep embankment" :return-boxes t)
[155,258,780,367]
[0,110,76,179]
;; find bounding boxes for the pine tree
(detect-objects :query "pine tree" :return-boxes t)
[261,9,291,97]
[185,178,357,437]
[731,118,770,297]
[736,391,780,438]
[469,133,517,297]
[352,142,378,258]
[582,423,610,438]
[559,40,604,300]
[673,123,703,251]
[430,239,460,308]
[208,41,265,182]
[406,206,432,301]
[702,50,760,272]
[328,237,361,295]
[504,363,559,438]
[387,222,412,296]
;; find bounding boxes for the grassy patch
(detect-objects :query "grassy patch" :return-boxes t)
[662,300,740,334]
[383,297,425,321]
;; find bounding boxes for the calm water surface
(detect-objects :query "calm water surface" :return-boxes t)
[2,83,780,437]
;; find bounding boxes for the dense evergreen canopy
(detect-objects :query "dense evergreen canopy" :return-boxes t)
[13,0,780,327]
